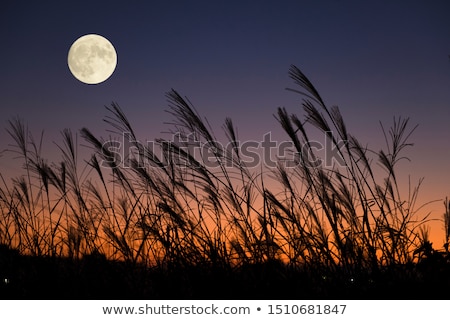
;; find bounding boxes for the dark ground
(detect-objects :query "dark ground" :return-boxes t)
[1,246,449,299]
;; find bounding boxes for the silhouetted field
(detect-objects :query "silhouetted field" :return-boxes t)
[1,244,449,299]
[1,66,449,299]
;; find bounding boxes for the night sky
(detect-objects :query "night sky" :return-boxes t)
[1,0,450,245]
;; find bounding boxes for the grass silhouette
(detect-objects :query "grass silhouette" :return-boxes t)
[0,66,449,299]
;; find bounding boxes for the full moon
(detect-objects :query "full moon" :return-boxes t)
[67,34,117,84]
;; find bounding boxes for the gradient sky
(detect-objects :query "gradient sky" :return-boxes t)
[1,0,450,246]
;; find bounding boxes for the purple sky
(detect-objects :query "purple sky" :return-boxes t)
[1,0,450,244]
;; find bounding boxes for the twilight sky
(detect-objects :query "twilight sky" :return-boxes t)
[1,0,449,245]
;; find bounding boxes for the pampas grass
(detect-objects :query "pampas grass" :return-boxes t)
[0,66,448,298]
